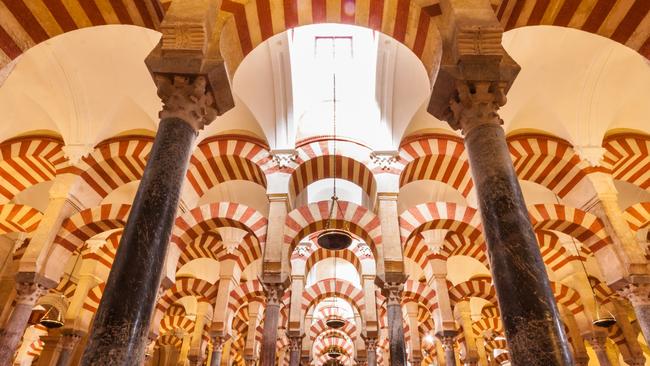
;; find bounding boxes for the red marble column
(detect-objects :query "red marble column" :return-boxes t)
[259,283,284,366]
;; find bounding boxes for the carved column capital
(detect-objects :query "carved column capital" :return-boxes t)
[211,335,226,352]
[288,335,302,351]
[154,74,218,131]
[262,282,285,306]
[60,331,84,350]
[364,337,378,352]
[355,359,368,366]
[15,281,48,305]
[382,282,404,306]
[439,335,456,351]
[618,283,650,307]
[446,80,507,135]
[586,334,608,352]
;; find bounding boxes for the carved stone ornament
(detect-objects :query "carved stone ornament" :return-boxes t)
[262,282,285,305]
[586,334,607,352]
[270,149,298,169]
[364,337,378,351]
[60,331,83,350]
[370,151,399,171]
[15,282,48,305]
[439,336,455,351]
[154,74,218,131]
[212,335,225,352]
[447,80,507,135]
[288,335,302,351]
[383,282,404,306]
[618,283,650,307]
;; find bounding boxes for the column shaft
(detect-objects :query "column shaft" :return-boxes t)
[81,118,197,365]
[288,336,302,366]
[385,283,407,366]
[463,120,572,364]
[55,331,83,366]
[0,280,48,364]
[618,284,650,344]
[366,338,378,366]
[260,284,283,366]
[210,337,225,366]
[439,336,456,366]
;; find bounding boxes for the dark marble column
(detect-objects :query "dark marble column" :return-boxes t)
[383,282,407,366]
[288,335,302,366]
[365,337,378,366]
[438,335,456,366]
[55,330,83,366]
[0,278,49,364]
[210,336,225,366]
[444,81,572,365]
[618,283,650,344]
[587,335,612,366]
[260,283,284,366]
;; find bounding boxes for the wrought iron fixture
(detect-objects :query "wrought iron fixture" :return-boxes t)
[326,316,346,329]
[327,345,344,359]
[317,66,352,251]
[39,305,64,329]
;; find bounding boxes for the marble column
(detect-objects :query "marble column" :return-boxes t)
[586,334,612,366]
[0,278,49,364]
[260,283,284,366]
[81,75,219,365]
[383,282,407,366]
[288,335,302,366]
[438,334,456,366]
[210,335,225,366]
[443,80,572,365]
[365,337,378,366]
[618,283,650,344]
[55,330,83,366]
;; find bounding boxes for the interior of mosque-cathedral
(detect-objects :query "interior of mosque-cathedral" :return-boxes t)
[0,0,649,366]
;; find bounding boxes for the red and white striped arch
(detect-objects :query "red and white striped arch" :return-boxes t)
[528,203,612,252]
[157,334,183,347]
[303,247,362,277]
[0,136,67,203]
[603,134,649,190]
[448,276,497,306]
[302,279,365,313]
[288,155,377,203]
[310,320,357,341]
[285,200,381,250]
[507,134,591,198]
[623,202,650,231]
[398,135,473,197]
[75,136,152,203]
[313,333,354,363]
[472,317,504,337]
[0,204,42,234]
[219,0,441,78]
[81,230,121,271]
[82,282,106,314]
[177,232,262,272]
[52,204,131,253]
[402,280,438,312]
[399,202,483,246]
[550,282,583,315]
[404,232,489,272]
[536,231,580,273]
[156,278,218,314]
[159,315,195,334]
[186,136,271,203]
[228,280,266,313]
[172,202,267,251]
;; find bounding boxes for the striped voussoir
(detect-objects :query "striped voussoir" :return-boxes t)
[473,316,504,337]
[303,247,362,277]
[402,279,438,312]
[177,232,262,271]
[82,282,106,313]
[186,137,270,202]
[171,202,268,251]
[157,334,183,347]
[26,339,44,359]
[302,279,365,313]
[81,230,122,271]
[76,136,152,201]
[448,276,497,306]
[496,0,650,60]
[550,282,583,315]
[603,133,650,190]
[160,315,195,334]
[623,202,650,231]
[494,351,510,364]
[508,134,591,198]
[228,280,265,313]
[536,231,581,273]
[309,317,357,340]
[398,135,473,197]
[314,335,354,359]
[528,203,612,252]
[53,204,131,253]
[288,154,376,203]
[284,200,381,249]
[399,201,483,246]
[157,278,218,314]
[0,0,163,67]
[0,136,66,203]
[0,203,42,234]
[591,279,614,305]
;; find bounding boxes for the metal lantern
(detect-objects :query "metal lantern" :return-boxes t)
[317,228,352,251]
[39,306,64,329]
[593,304,616,328]
[326,316,346,329]
[327,346,343,359]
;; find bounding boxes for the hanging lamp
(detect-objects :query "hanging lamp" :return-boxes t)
[568,235,615,328]
[40,251,80,329]
[326,253,346,329]
[317,67,352,250]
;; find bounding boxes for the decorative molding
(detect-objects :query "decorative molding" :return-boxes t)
[270,149,298,169]
[154,74,218,131]
[370,150,399,171]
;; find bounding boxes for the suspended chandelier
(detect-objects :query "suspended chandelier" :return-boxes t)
[327,345,344,359]
[326,253,346,329]
[317,65,352,251]
[41,250,79,329]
